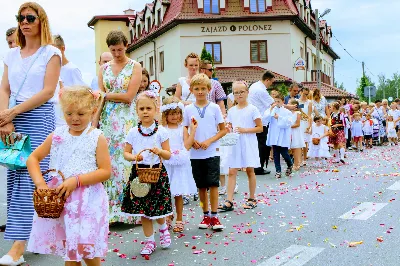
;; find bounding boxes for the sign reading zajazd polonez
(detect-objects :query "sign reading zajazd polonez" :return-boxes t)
[201,24,273,33]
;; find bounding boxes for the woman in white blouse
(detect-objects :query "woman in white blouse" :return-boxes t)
[0,3,61,264]
[175,53,200,105]
[311,88,330,118]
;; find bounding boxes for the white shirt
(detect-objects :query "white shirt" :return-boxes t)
[263,106,293,148]
[125,123,169,165]
[388,109,400,126]
[4,45,62,103]
[183,102,224,159]
[91,76,99,91]
[60,62,86,87]
[248,81,274,125]
[179,77,196,103]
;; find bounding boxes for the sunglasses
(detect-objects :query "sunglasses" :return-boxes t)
[201,68,213,72]
[16,14,38,23]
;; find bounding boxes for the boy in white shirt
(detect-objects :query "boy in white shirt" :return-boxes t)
[183,74,227,230]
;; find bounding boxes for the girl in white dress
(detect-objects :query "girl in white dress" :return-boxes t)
[308,116,330,166]
[27,86,111,265]
[289,99,305,171]
[219,81,263,212]
[298,88,312,166]
[161,97,197,233]
[386,115,398,145]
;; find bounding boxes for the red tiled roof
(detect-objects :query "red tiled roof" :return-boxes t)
[215,66,292,84]
[301,82,356,98]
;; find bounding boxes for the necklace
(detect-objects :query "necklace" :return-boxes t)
[138,120,159,136]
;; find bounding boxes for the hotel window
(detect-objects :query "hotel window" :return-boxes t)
[139,61,144,67]
[159,51,165,72]
[204,42,222,64]
[250,40,268,63]
[306,52,310,70]
[157,9,162,25]
[129,30,133,43]
[204,0,219,14]
[147,17,151,31]
[137,25,141,38]
[300,46,304,58]
[250,0,266,12]
[149,56,154,76]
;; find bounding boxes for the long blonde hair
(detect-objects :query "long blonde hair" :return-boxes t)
[16,2,53,48]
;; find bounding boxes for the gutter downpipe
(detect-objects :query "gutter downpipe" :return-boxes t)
[304,36,308,82]
[152,40,158,80]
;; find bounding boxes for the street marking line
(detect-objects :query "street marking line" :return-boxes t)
[339,202,387,220]
[258,245,324,266]
[388,181,400,190]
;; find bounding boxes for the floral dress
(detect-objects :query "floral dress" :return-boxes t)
[100,59,138,224]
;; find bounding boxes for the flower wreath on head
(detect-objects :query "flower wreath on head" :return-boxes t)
[160,102,185,113]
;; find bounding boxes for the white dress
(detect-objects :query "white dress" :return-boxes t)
[308,124,331,158]
[27,126,109,261]
[291,111,305,148]
[387,121,397,138]
[299,99,311,143]
[227,104,261,168]
[164,125,197,196]
[179,77,196,103]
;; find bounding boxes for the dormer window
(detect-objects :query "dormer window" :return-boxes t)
[157,9,162,26]
[137,25,141,38]
[147,17,151,31]
[250,0,266,13]
[204,0,219,14]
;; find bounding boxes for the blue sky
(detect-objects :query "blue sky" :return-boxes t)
[0,0,398,93]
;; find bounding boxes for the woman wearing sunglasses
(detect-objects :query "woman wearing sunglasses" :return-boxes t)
[0,2,61,265]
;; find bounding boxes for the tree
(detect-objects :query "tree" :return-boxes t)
[356,75,374,102]
[278,84,289,97]
[334,81,346,91]
[200,46,216,78]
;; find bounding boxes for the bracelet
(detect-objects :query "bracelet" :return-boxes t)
[75,175,81,188]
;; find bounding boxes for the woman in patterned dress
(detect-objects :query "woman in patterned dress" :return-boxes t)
[94,30,142,224]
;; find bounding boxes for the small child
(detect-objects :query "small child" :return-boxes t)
[218,81,263,212]
[363,113,374,148]
[27,86,111,265]
[161,97,197,233]
[183,74,227,230]
[351,112,363,151]
[308,116,330,166]
[386,115,397,146]
[121,91,173,256]
[263,93,294,178]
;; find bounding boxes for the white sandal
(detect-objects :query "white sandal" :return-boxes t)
[0,255,25,266]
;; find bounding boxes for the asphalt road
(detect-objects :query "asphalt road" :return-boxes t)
[1,146,400,266]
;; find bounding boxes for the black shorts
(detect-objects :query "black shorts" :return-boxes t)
[364,135,372,140]
[190,156,220,189]
[396,126,399,132]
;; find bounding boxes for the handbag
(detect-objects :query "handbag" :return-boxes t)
[0,133,32,170]
[220,132,240,146]
[9,47,43,108]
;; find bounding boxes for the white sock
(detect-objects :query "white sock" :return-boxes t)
[145,234,155,242]
[159,223,168,231]
[334,150,340,161]
[340,148,345,160]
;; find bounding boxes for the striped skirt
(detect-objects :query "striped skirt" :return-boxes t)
[5,102,55,241]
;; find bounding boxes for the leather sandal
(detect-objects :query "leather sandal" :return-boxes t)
[218,200,234,212]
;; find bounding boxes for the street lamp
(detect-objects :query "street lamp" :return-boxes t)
[316,8,331,90]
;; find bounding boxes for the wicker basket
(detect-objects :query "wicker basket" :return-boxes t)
[136,149,162,184]
[33,169,66,219]
[312,133,321,145]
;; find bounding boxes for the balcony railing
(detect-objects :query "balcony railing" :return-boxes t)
[311,70,331,85]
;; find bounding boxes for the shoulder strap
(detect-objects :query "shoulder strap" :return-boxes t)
[14,47,44,99]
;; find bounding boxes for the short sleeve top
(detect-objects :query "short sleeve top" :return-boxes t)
[4,45,62,103]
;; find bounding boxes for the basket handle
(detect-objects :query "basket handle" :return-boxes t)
[41,169,66,182]
[313,133,320,138]
[135,148,163,170]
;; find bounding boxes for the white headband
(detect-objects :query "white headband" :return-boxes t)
[160,102,184,113]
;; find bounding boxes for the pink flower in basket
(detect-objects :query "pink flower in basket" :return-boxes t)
[172,150,180,155]
[52,135,63,144]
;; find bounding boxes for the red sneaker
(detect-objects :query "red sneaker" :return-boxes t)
[210,216,224,230]
[198,216,211,229]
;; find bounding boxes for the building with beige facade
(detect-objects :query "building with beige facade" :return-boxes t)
[88,0,354,99]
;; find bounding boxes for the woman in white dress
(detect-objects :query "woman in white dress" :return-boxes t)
[312,88,330,118]
[289,99,305,171]
[175,53,200,105]
[298,88,312,166]
[219,81,263,212]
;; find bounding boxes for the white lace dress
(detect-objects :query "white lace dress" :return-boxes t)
[164,125,197,196]
[27,126,109,262]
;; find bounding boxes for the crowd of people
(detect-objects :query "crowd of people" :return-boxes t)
[0,2,399,266]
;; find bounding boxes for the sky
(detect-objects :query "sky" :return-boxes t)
[0,0,398,93]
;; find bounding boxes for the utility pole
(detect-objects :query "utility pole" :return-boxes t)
[316,9,321,90]
[362,62,365,77]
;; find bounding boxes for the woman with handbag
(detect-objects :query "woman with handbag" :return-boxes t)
[0,3,61,265]
[92,30,142,225]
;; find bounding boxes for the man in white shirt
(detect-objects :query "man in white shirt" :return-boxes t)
[6,27,17,48]
[248,71,275,175]
[53,34,86,87]
[91,52,113,91]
